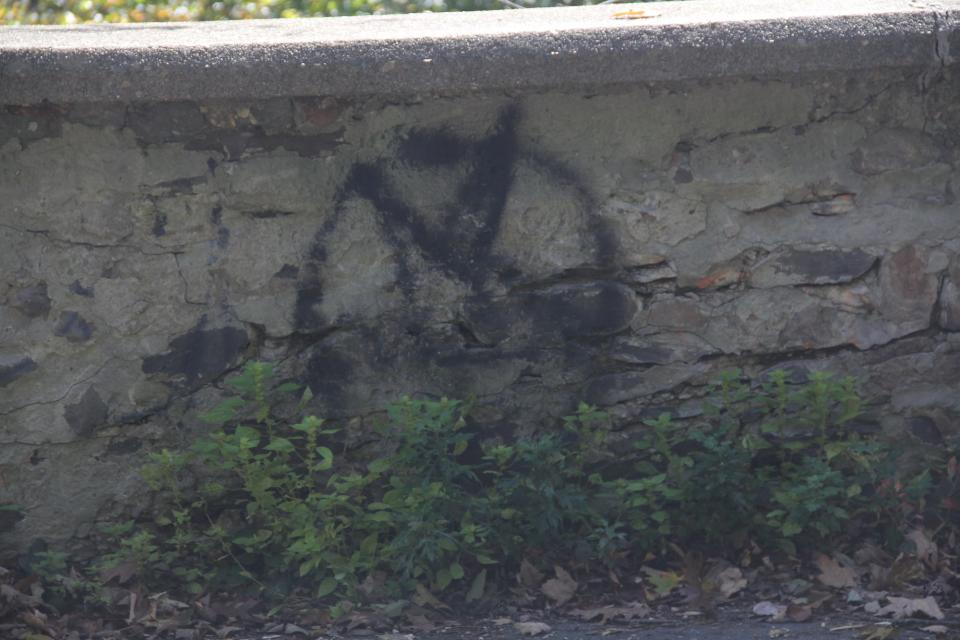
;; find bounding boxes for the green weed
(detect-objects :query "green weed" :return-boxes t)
[83,363,950,610]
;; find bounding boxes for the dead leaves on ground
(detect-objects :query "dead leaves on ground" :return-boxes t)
[514,620,552,636]
[0,567,62,640]
[750,537,955,629]
[905,529,939,571]
[517,559,545,591]
[4,527,958,639]
[507,545,954,633]
[570,601,651,624]
[679,553,747,612]
[874,595,945,620]
[540,566,577,607]
[921,625,950,636]
[857,624,899,640]
[713,566,748,599]
[640,566,682,598]
[815,553,859,589]
[751,600,814,623]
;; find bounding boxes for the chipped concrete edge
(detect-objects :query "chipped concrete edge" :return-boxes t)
[0,0,958,104]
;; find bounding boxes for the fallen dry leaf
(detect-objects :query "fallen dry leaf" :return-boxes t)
[855,543,892,567]
[515,621,552,636]
[848,587,888,604]
[612,9,659,19]
[345,610,389,631]
[713,566,747,599]
[920,625,949,635]
[782,578,813,596]
[804,589,833,610]
[518,559,544,589]
[905,529,938,570]
[857,625,898,640]
[570,602,650,624]
[284,623,310,635]
[0,583,42,609]
[875,595,944,620]
[406,613,436,632]
[19,610,56,636]
[640,566,682,597]
[541,566,577,606]
[786,603,812,622]
[752,601,787,620]
[815,554,858,589]
[871,554,924,590]
[413,584,450,611]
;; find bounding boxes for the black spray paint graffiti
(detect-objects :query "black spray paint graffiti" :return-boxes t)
[293,104,619,334]
[136,105,628,416]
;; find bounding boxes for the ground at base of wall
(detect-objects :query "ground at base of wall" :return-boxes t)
[409,614,949,640]
[2,559,957,640]
[1,608,952,640]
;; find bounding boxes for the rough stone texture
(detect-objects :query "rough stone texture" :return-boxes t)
[940,256,960,330]
[0,355,37,388]
[63,387,109,438]
[1,3,959,555]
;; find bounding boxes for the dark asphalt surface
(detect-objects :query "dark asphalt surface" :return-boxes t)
[345,616,951,640]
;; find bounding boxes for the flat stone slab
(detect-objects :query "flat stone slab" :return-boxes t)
[0,0,957,103]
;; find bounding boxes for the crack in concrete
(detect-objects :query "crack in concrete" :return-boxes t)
[919,3,953,132]
[172,252,206,307]
[809,83,894,126]
[920,4,951,93]
[0,357,115,419]
[0,221,212,257]
[0,434,114,448]
[695,83,893,150]
[739,192,858,216]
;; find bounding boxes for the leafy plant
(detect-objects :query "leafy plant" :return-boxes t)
[89,362,945,612]
[614,369,884,557]
[30,551,94,606]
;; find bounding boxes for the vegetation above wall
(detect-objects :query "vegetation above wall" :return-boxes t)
[1,0,666,25]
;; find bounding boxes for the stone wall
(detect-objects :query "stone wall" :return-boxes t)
[1,0,959,554]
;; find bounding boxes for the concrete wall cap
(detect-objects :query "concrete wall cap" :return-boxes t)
[1,0,958,103]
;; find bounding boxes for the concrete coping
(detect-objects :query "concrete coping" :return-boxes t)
[0,0,958,104]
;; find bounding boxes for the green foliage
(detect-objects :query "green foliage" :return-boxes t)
[29,550,103,608]
[1,0,670,25]
[636,368,882,556]
[94,363,947,609]
[114,365,633,603]
[478,402,615,565]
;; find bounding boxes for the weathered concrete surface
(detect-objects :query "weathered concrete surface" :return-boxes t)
[1,2,959,555]
[0,0,958,103]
